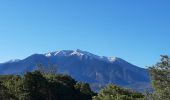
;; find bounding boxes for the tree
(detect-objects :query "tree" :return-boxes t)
[0,81,16,100]
[45,74,79,100]
[149,55,170,100]
[92,84,144,100]
[2,75,23,100]
[75,82,95,100]
[2,70,95,100]
[22,71,49,100]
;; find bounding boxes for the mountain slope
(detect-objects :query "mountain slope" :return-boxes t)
[0,49,150,91]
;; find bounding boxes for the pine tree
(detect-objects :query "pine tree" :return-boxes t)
[149,55,170,100]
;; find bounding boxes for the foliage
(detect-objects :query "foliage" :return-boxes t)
[75,82,96,100]
[0,71,95,100]
[0,81,16,100]
[22,71,49,100]
[92,84,145,100]
[1,70,145,100]
[149,55,170,100]
[3,75,23,99]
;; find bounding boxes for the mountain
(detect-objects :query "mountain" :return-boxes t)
[0,49,150,91]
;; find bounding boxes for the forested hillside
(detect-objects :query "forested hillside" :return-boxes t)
[0,71,144,100]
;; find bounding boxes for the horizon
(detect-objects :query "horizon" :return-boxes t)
[0,0,170,68]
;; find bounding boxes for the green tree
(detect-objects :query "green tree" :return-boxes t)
[22,71,49,100]
[45,74,78,100]
[2,75,23,100]
[93,84,144,100]
[75,82,95,100]
[149,55,170,100]
[0,81,16,100]
[1,70,96,100]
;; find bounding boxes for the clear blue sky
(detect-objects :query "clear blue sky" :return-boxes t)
[0,0,170,68]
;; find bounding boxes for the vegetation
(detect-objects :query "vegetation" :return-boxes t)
[0,55,169,100]
[93,84,144,100]
[0,71,145,100]
[0,71,95,100]
[148,55,170,100]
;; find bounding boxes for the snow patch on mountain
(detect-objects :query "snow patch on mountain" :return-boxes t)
[70,50,84,56]
[107,57,117,62]
[45,53,52,57]
[44,49,118,63]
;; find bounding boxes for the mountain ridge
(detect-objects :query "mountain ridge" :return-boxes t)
[0,49,150,91]
[44,49,118,63]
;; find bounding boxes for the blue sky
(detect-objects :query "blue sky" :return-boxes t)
[0,0,170,67]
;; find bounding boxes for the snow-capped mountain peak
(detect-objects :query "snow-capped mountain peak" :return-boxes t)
[44,49,117,63]
[54,50,73,56]
[0,49,150,92]
[70,50,84,56]
[45,50,73,57]
[45,49,91,57]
